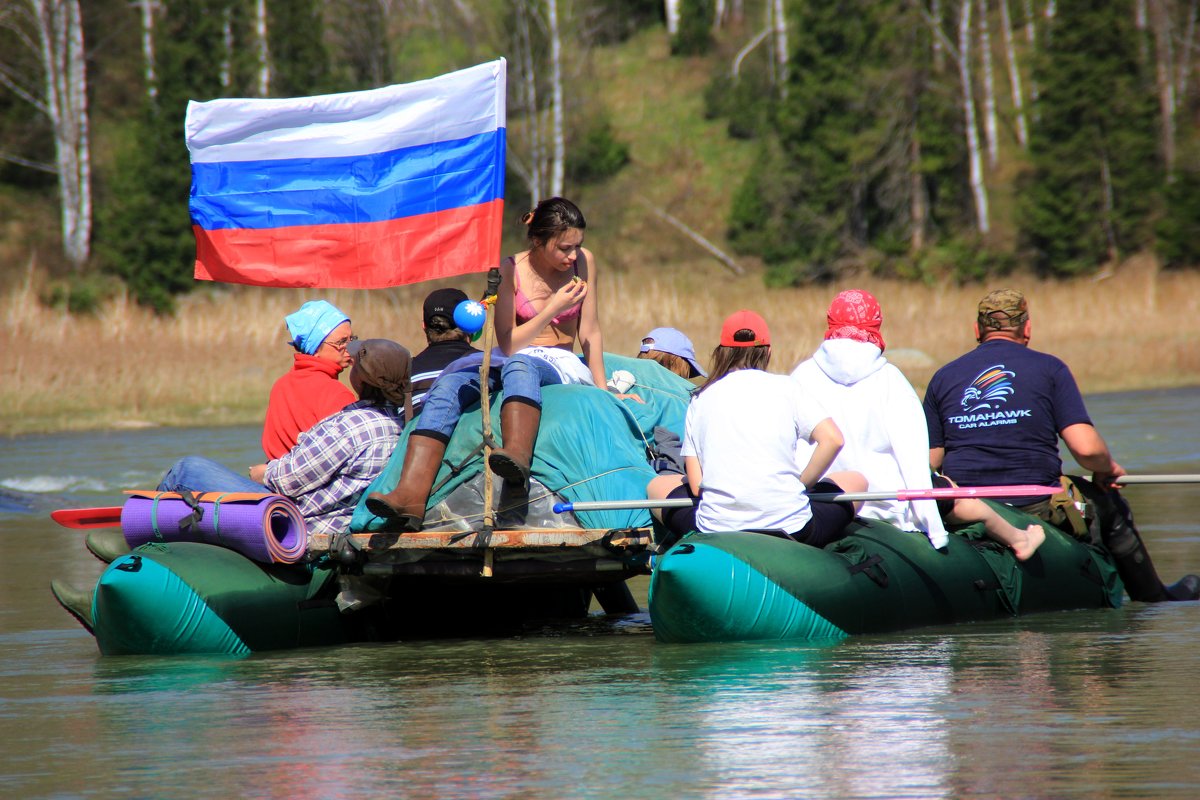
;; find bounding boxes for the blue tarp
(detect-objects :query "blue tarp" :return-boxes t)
[351,353,696,532]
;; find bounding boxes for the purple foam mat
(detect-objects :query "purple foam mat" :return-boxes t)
[120,495,307,564]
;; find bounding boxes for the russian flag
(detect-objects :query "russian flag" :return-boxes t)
[185,59,506,289]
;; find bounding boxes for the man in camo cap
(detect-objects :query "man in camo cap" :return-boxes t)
[923,288,1113,501]
[922,289,1199,601]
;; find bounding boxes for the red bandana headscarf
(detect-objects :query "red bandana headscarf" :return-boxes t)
[825,289,885,352]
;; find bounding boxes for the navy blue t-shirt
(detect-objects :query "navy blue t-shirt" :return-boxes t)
[922,340,1091,504]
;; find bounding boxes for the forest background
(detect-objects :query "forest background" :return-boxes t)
[1,0,1199,436]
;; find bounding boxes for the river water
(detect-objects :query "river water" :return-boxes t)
[3,388,1200,798]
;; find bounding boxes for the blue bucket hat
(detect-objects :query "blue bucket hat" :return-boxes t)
[285,300,350,355]
[640,327,706,377]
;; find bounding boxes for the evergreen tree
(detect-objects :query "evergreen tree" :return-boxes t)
[94,0,329,312]
[268,0,330,96]
[728,0,963,283]
[1017,0,1162,276]
[1157,151,1200,269]
[94,0,235,313]
[671,0,714,56]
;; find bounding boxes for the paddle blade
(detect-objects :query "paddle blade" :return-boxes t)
[50,507,123,529]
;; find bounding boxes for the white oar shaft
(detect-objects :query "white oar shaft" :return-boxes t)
[555,484,1060,514]
[1117,475,1200,485]
[556,494,928,513]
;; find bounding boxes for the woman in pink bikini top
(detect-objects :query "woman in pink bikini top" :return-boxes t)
[496,196,633,394]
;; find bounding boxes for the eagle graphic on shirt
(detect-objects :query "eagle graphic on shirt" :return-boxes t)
[960,365,1016,413]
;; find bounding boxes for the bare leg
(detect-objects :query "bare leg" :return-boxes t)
[646,474,686,524]
[947,498,1045,561]
[826,470,868,514]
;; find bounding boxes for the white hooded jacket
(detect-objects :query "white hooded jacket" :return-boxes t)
[792,338,949,548]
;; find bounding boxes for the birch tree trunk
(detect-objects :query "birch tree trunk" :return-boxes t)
[932,0,944,69]
[517,0,543,201]
[255,0,270,97]
[732,26,770,78]
[958,0,990,233]
[771,0,788,97]
[219,4,233,89]
[548,0,564,197]
[1178,0,1197,102]
[665,0,679,36]
[1100,152,1118,262]
[714,0,725,32]
[978,0,998,166]
[999,0,1028,147]
[33,0,90,268]
[911,134,927,251]
[1023,0,1038,104]
[1149,0,1176,176]
[139,0,157,102]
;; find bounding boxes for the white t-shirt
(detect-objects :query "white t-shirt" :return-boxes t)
[792,339,948,547]
[681,369,831,533]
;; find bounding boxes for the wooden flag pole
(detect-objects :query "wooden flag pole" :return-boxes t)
[477,268,502,572]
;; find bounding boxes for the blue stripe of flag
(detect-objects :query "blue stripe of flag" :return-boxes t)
[190,129,506,231]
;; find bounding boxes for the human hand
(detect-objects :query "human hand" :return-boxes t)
[248,463,268,484]
[1093,460,1126,489]
[549,277,587,315]
[612,392,645,404]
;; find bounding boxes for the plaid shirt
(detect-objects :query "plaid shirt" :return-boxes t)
[265,400,403,535]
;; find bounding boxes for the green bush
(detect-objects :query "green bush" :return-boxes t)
[671,0,714,56]
[589,0,664,45]
[909,238,1016,284]
[703,67,772,140]
[566,116,630,185]
[1157,163,1200,269]
[40,273,122,315]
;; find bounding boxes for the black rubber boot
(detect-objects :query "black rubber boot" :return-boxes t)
[1096,489,1174,603]
[1165,573,1200,601]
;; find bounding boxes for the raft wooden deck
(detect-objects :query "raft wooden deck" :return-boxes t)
[308,526,655,582]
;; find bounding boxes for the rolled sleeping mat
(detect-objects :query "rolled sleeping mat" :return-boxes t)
[120,490,307,564]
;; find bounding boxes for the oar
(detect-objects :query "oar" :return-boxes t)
[552,484,1063,514]
[1116,475,1200,485]
[50,506,123,529]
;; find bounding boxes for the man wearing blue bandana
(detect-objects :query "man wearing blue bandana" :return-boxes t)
[262,300,356,459]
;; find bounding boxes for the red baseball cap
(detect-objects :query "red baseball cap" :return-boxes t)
[720,310,771,347]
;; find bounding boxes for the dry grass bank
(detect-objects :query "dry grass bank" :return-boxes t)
[3,255,1199,437]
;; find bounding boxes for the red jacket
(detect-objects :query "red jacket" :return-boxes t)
[261,354,356,459]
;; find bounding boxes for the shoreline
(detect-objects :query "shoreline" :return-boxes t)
[6,256,1200,438]
[7,378,1198,440]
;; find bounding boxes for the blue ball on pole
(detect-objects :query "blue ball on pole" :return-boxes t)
[453,300,487,335]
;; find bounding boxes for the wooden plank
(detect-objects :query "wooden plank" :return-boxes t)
[360,557,651,581]
[309,527,653,554]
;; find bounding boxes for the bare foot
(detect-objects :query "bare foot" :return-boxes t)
[1012,524,1045,562]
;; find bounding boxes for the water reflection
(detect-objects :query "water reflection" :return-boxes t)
[2,392,1200,797]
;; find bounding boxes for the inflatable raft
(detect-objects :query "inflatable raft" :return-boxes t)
[90,542,348,656]
[51,356,690,655]
[649,503,1126,644]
